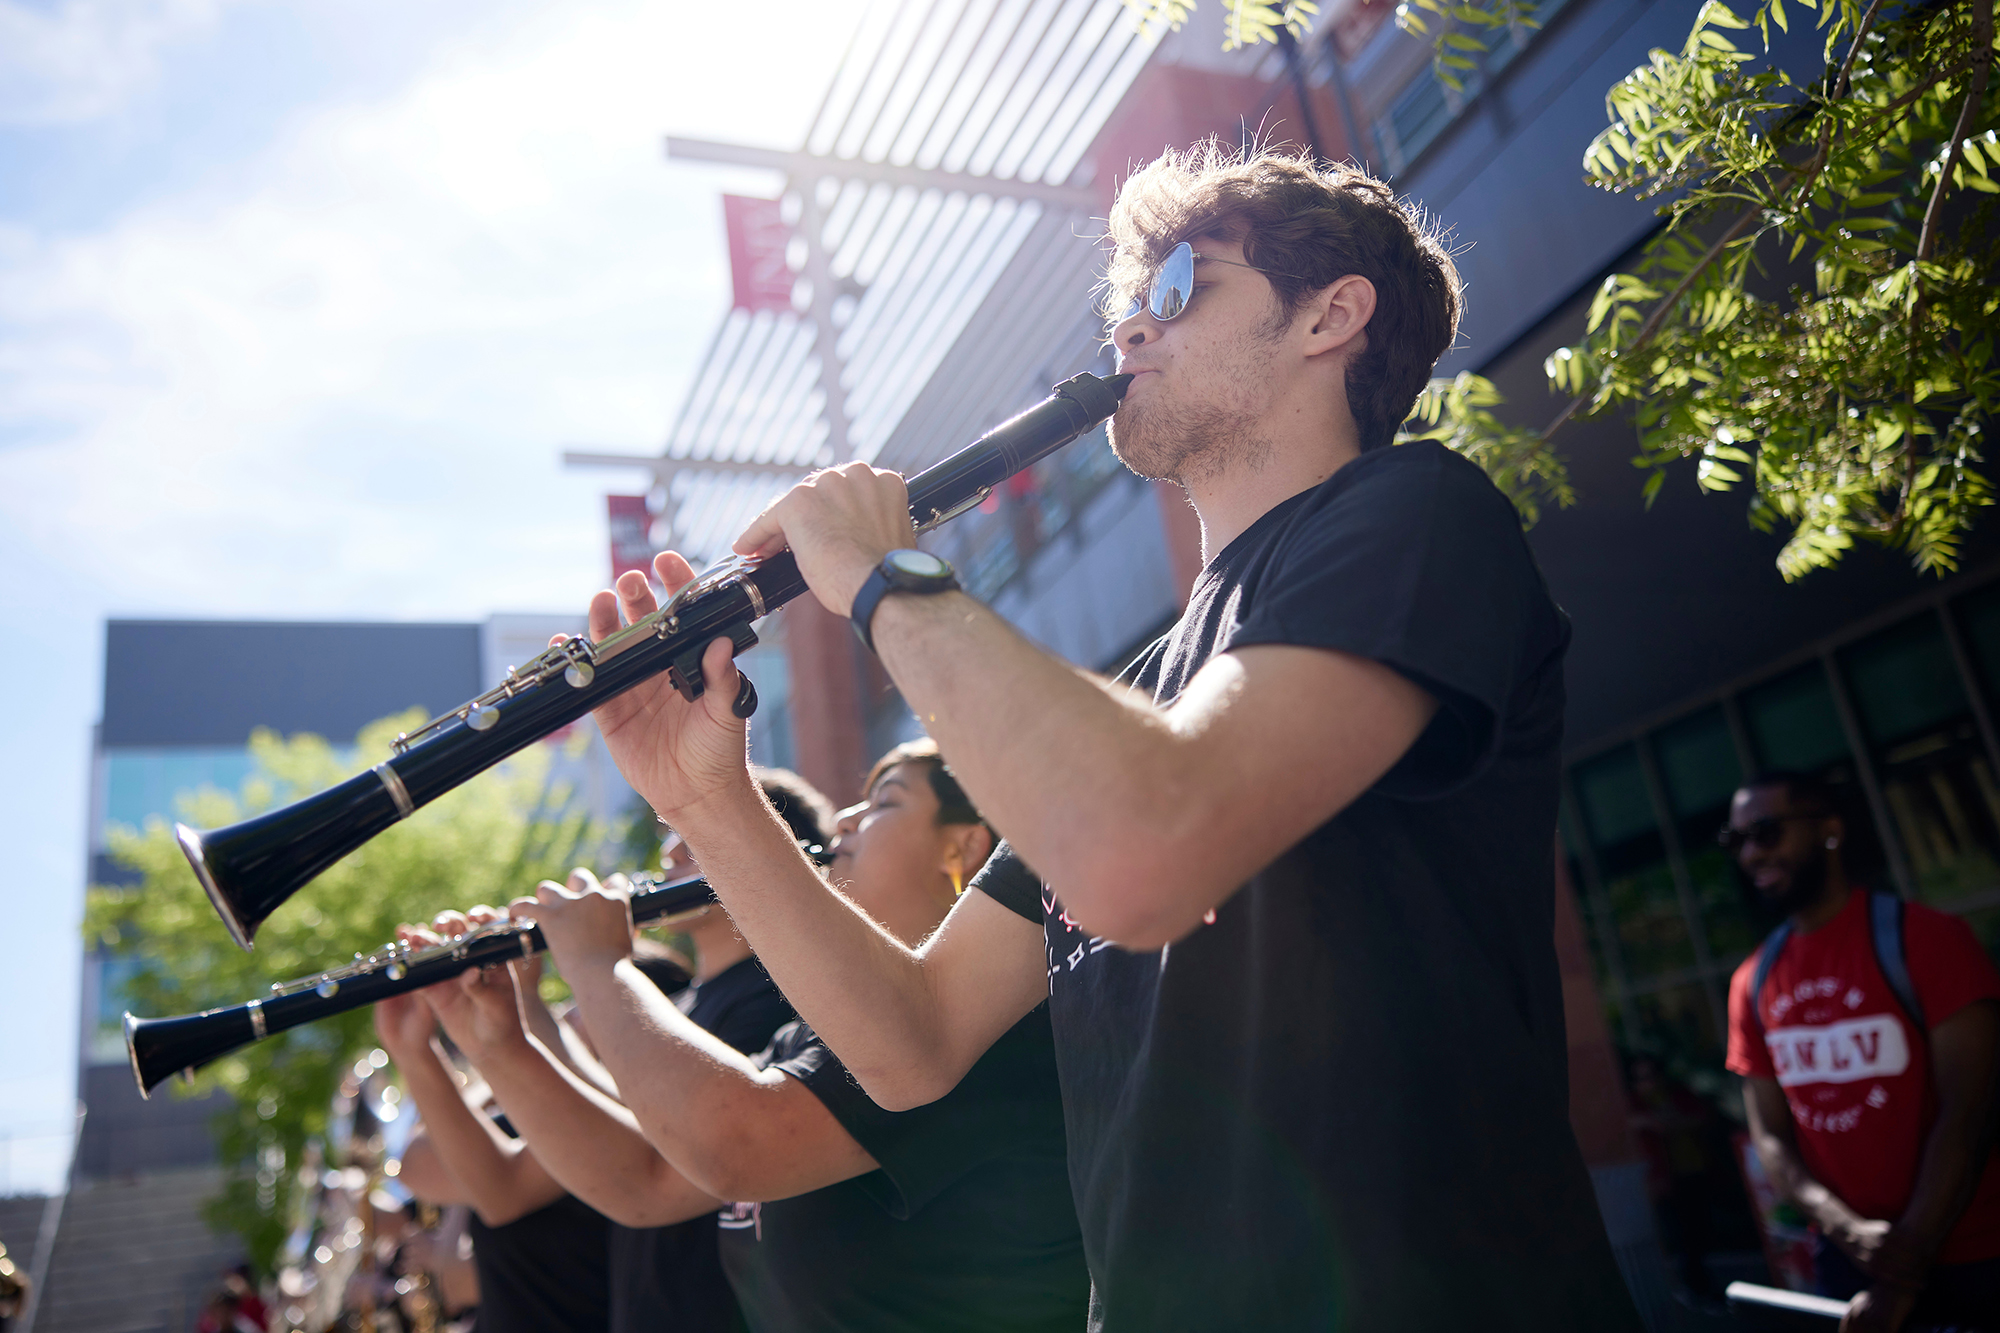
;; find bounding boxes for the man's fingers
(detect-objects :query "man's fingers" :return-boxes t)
[465,904,501,926]
[615,569,660,627]
[433,910,470,938]
[733,499,787,558]
[588,590,621,645]
[699,636,748,722]
[507,895,540,921]
[652,550,697,590]
[568,866,605,896]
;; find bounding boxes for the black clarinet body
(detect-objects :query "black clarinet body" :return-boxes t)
[126,869,724,1097]
[179,371,1130,949]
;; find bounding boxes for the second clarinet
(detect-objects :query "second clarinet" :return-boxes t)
[122,859,812,1098]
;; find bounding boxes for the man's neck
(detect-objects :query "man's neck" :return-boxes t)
[1182,399,1364,561]
[1790,874,1853,935]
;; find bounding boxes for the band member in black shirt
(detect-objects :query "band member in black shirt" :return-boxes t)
[574,141,1644,1330]
[425,740,1086,1333]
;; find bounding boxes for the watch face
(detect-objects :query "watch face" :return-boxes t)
[886,549,950,578]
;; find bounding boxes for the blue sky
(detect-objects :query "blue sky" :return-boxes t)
[0,0,865,1193]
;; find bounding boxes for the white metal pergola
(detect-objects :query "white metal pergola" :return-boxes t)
[566,0,1166,562]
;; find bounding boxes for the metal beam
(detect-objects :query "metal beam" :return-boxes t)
[563,451,812,477]
[665,136,1099,211]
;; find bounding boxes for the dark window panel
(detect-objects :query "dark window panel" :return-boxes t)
[1576,745,1659,849]
[1627,980,1726,1081]
[1840,615,1971,747]
[1605,860,1700,978]
[1656,707,1743,820]
[1955,583,2000,701]
[1743,665,1850,773]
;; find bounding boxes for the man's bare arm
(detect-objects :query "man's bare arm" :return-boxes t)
[423,965,721,1228]
[1744,1076,1897,1271]
[870,593,1436,946]
[1896,999,2000,1264]
[389,1035,567,1227]
[527,879,882,1201]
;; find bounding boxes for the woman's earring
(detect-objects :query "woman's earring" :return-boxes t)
[1825,838,1840,850]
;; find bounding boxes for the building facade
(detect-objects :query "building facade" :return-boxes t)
[80,614,662,1177]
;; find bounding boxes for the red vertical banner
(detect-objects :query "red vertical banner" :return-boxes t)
[723,194,795,313]
[607,495,655,583]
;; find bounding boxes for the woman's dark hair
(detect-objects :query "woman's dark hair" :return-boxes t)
[1104,139,1462,451]
[864,737,988,833]
[754,767,837,849]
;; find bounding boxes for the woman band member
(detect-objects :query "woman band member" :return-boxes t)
[418,738,1086,1333]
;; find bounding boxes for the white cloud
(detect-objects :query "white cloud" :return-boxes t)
[0,0,864,1191]
[0,0,238,124]
[0,0,863,618]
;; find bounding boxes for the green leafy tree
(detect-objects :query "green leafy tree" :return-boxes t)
[84,713,623,1271]
[1400,0,1998,580]
[1128,0,1996,579]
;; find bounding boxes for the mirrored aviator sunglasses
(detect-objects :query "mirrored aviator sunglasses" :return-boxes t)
[1122,241,1198,323]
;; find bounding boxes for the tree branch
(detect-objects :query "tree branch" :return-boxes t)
[1919,3,1993,262]
[1540,195,1769,436]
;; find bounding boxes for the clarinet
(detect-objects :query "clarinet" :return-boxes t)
[126,865,746,1097]
[178,371,1131,950]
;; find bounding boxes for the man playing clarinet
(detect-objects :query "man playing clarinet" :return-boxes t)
[582,141,1643,1331]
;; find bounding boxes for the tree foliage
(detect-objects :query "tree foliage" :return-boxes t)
[83,715,620,1271]
[1126,0,1996,579]
[1398,0,1999,579]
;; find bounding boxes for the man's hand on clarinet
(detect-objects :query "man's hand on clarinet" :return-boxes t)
[399,921,534,1067]
[564,551,760,828]
[518,869,636,980]
[735,462,917,619]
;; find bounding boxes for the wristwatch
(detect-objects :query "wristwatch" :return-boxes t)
[849,549,960,653]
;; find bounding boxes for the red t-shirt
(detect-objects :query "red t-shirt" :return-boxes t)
[1726,888,2000,1264]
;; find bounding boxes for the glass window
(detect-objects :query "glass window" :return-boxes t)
[1575,746,1696,978]
[103,747,259,837]
[1656,708,1742,820]
[1656,710,1760,964]
[1841,614,1969,746]
[1953,583,2000,701]
[1839,616,2000,908]
[1627,980,1727,1093]
[1742,665,1850,773]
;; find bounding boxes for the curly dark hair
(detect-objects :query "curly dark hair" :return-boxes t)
[1103,140,1462,451]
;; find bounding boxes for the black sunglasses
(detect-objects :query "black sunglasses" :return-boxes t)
[1717,814,1822,854]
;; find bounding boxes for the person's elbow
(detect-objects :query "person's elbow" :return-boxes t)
[1050,837,1227,951]
[844,1050,964,1114]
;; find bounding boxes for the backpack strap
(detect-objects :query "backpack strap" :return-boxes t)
[1747,920,1794,1040]
[1869,891,1929,1035]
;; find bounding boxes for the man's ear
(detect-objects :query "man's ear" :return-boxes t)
[1301,274,1376,359]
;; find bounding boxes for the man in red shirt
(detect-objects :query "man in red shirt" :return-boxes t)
[1725,772,2000,1331]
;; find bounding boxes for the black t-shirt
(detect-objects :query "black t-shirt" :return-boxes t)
[609,957,795,1333]
[467,1193,613,1333]
[717,1010,1087,1333]
[977,442,1643,1331]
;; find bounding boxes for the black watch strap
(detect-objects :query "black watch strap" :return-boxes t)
[850,551,958,654]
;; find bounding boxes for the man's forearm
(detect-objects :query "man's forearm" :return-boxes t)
[669,782,1001,1105]
[394,1039,558,1225]
[870,590,1184,931]
[561,956,794,1193]
[474,1033,717,1228]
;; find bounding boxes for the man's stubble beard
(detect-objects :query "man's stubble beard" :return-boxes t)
[1108,397,1258,487]
[1108,333,1283,488]
[1766,844,1833,918]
